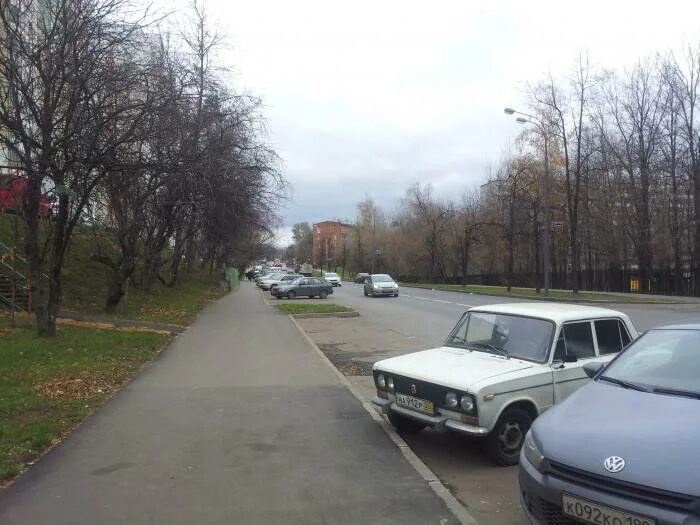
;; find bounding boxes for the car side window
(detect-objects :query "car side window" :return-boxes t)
[561,322,595,359]
[595,319,628,355]
[300,279,309,286]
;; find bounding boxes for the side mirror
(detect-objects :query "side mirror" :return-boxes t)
[563,354,578,363]
[583,361,605,379]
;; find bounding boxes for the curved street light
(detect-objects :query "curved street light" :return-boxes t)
[503,107,551,296]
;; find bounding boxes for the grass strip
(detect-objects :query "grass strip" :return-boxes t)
[400,283,685,303]
[274,303,353,315]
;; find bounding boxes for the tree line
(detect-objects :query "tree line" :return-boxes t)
[0,0,285,335]
[291,49,700,296]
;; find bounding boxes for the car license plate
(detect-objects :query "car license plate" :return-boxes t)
[395,393,433,414]
[562,494,656,525]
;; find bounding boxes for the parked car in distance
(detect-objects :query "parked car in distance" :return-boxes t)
[269,273,301,292]
[364,274,399,297]
[258,272,287,290]
[355,272,370,283]
[520,321,700,525]
[372,303,638,465]
[271,277,334,299]
[323,272,342,286]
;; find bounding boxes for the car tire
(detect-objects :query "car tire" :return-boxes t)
[388,412,426,434]
[287,290,296,299]
[393,293,399,297]
[275,296,281,300]
[486,408,533,466]
[320,290,328,299]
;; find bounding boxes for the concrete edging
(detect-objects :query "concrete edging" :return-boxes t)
[291,311,360,319]
[288,314,479,525]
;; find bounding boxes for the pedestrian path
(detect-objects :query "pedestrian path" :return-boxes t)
[0,282,459,524]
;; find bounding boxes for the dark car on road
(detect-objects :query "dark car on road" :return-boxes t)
[271,277,333,299]
[355,272,370,283]
[363,274,399,297]
[519,321,700,525]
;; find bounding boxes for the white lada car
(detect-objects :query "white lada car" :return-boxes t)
[372,303,638,465]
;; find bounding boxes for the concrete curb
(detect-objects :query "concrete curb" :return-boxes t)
[398,284,694,305]
[291,311,360,319]
[288,314,478,525]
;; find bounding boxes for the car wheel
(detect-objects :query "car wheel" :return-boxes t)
[287,290,296,299]
[486,408,533,466]
[393,293,399,297]
[320,290,328,299]
[275,296,281,300]
[388,412,426,434]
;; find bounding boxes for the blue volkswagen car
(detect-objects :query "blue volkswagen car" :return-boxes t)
[519,321,700,525]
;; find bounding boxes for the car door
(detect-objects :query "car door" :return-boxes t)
[551,320,599,403]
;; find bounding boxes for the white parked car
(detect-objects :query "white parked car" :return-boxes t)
[372,303,638,465]
[323,272,342,287]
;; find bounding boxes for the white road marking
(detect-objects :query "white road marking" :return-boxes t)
[456,303,473,308]
[433,299,453,304]
[414,296,431,300]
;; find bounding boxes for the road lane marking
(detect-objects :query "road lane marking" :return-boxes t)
[456,303,473,308]
[414,296,431,300]
[433,299,453,304]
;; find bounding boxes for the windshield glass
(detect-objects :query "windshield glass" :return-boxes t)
[372,274,393,282]
[445,312,554,362]
[601,329,700,394]
[324,273,338,278]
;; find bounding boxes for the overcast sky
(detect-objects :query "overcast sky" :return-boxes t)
[171,0,700,246]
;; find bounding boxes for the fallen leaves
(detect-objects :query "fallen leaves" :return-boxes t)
[36,377,112,400]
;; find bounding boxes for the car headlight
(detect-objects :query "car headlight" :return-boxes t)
[523,429,545,471]
[460,395,474,413]
[377,374,386,389]
[445,392,459,409]
[386,377,394,391]
[393,283,398,288]
[373,284,380,289]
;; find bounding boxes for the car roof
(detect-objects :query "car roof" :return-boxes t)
[469,302,629,323]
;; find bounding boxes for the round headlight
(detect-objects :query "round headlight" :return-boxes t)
[377,374,386,388]
[445,392,458,409]
[386,377,394,391]
[460,395,474,413]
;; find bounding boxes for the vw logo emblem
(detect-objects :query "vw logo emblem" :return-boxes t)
[604,456,626,473]
[410,384,417,395]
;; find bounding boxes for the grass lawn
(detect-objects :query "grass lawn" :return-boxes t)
[0,315,169,486]
[274,303,353,315]
[400,283,685,303]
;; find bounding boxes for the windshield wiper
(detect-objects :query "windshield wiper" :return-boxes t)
[653,387,700,399]
[470,342,509,359]
[598,376,649,392]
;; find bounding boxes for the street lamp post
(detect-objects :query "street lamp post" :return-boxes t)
[504,107,550,296]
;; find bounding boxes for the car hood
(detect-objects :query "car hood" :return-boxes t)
[374,347,534,391]
[534,381,700,497]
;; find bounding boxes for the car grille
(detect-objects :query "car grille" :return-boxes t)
[546,461,699,514]
[538,498,581,525]
[372,372,477,416]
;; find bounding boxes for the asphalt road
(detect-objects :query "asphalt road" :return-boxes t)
[0,284,459,525]
[289,281,700,525]
[324,283,700,342]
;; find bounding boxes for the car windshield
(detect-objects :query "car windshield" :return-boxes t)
[445,312,554,362]
[325,273,338,278]
[372,274,393,282]
[600,329,700,395]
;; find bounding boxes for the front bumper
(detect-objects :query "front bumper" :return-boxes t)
[519,453,698,525]
[370,288,398,295]
[372,396,489,437]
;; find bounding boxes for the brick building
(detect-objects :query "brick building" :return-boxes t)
[312,221,353,269]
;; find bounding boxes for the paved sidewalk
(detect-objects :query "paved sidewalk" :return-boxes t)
[0,283,458,525]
